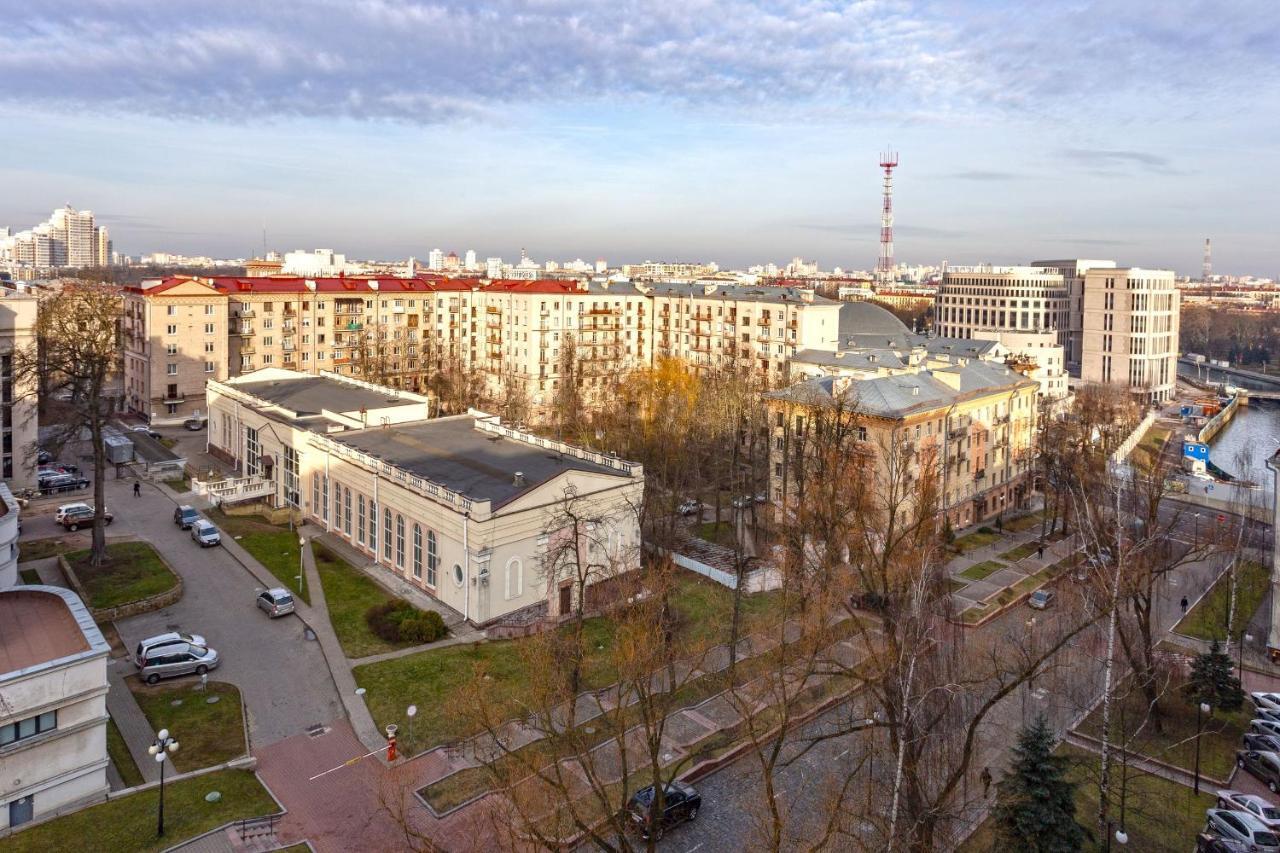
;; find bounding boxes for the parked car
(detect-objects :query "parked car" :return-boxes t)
[1250,720,1280,739]
[1253,693,1280,712]
[40,463,80,476]
[191,519,221,547]
[1236,750,1280,794]
[1197,831,1253,853]
[55,502,91,524]
[731,495,752,509]
[40,473,89,494]
[1244,732,1280,752]
[1258,707,1280,724]
[1205,808,1280,851]
[183,417,206,431]
[627,781,701,840]
[137,642,219,685]
[133,631,208,668]
[256,588,296,618]
[130,425,162,440]
[1216,790,1280,830]
[173,505,200,529]
[754,493,768,504]
[677,499,701,516]
[60,506,112,531]
[1028,589,1055,610]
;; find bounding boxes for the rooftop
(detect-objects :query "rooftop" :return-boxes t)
[231,373,426,419]
[328,414,629,508]
[0,587,106,679]
[643,281,838,306]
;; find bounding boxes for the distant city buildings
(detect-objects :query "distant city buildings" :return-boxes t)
[280,248,360,277]
[0,205,112,277]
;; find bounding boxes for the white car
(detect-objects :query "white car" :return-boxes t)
[1254,693,1280,712]
[55,502,92,524]
[1217,790,1280,830]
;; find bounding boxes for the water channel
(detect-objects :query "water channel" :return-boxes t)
[1210,402,1280,499]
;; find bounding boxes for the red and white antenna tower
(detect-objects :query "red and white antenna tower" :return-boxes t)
[877,150,898,283]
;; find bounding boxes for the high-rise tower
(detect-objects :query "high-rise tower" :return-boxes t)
[1203,237,1212,283]
[877,151,898,284]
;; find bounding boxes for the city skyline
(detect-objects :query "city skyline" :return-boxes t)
[2,1,1277,275]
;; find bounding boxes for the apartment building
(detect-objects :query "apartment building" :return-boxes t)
[768,357,1038,529]
[1,290,38,487]
[0,585,110,832]
[1081,267,1180,403]
[205,369,645,627]
[934,267,1073,357]
[122,278,228,424]
[1030,259,1118,368]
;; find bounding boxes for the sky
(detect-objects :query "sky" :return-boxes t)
[2,1,1278,276]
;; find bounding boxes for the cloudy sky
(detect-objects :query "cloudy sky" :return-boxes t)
[2,1,1277,275]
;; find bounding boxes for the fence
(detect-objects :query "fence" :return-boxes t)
[1110,411,1158,466]
[671,551,739,589]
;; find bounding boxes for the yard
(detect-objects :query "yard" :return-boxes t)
[1004,510,1046,533]
[953,528,1003,554]
[354,572,782,753]
[66,541,177,609]
[127,680,247,772]
[1176,560,1269,642]
[694,520,738,549]
[999,541,1041,562]
[960,744,1215,852]
[0,769,276,853]
[313,542,427,659]
[205,509,309,604]
[958,560,1006,582]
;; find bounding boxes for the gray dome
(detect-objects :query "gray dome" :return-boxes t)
[839,300,911,337]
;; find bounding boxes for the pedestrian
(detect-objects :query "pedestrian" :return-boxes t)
[1037,542,1044,559]
[997,515,1003,532]
[980,766,993,798]
[133,481,141,498]
[1181,595,1189,615]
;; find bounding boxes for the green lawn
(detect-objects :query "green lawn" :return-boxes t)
[1004,511,1046,533]
[1133,425,1173,471]
[1177,560,1269,642]
[313,542,422,659]
[163,475,191,492]
[0,769,276,853]
[959,560,1007,582]
[1000,541,1040,562]
[66,541,177,609]
[206,510,309,604]
[18,568,40,584]
[127,680,247,772]
[948,578,968,593]
[954,530,1003,553]
[106,715,145,788]
[694,520,738,549]
[1076,676,1249,782]
[17,537,69,562]
[960,744,1215,852]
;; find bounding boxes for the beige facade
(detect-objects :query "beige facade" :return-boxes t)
[0,586,110,832]
[205,370,645,626]
[0,291,38,487]
[1081,267,1180,403]
[1030,259,1118,367]
[935,268,1073,357]
[123,278,228,424]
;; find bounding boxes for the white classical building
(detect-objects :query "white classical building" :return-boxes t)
[204,369,645,627]
[0,586,110,832]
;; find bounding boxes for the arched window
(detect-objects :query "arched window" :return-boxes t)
[412,524,422,579]
[505,557,523,600]
[357,495,365,545]
[426,530,438,587]
[368,500,377,554]
[383,508,392,561]
[395,515,405,568]
[343,487,352,536]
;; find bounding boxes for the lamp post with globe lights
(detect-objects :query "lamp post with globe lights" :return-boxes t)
[149,729,179,837]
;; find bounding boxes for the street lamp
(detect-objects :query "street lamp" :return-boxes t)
[406,704,417,756]
[1194,701,1211,794]
[148,728,180,837]
[296,536,306,599]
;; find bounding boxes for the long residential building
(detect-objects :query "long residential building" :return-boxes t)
[123,275,842,424]
[204,369,644,627]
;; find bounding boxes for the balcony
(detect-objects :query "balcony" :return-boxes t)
[236,308,255,319]
[239,344,256,355]
[486,306,501,314]
[237,326,254,337]
[345,321,363,331]
[757,317,771,325]
[161,391,185,404]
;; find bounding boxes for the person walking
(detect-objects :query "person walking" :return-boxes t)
[980,766,993,798]
[133,481,141,498]
[1037,542,1044,560]
[1180,595,1189,616]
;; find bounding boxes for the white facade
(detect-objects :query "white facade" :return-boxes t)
[464,249,477,271]
[1081,267,1180,403]
[0,484,19,589]
[486,257,503,278]
[428,249,444,271]
[281,249,356,276]
[0,586,110,832]
[972,329,1069,400]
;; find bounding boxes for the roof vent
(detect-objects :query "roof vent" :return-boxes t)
[513,471,527,487]
[911,386,920,396]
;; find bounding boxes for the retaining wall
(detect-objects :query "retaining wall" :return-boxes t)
[58,546,183,621]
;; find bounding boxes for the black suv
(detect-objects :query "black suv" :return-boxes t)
[173,505,201,529]
[627,781,701,840]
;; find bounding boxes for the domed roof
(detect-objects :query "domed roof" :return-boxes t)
[839,300,910,337]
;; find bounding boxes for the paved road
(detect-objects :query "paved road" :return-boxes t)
[22,475,343,747]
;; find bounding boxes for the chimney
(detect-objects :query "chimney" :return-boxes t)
[513,472,527,487]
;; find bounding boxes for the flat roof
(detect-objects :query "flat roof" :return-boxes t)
[233,375,423,417]
[0,588,96,677]
[331,416,624,507]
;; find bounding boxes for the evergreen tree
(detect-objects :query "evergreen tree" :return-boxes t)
[1186,640,1245,712]
[994,715,1085,852]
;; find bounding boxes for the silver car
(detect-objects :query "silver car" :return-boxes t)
[256,588,295,618]
[1216,790,1280,830]
[138,642,219,685]
[1205,808,1280,851]
[133,631,207,668]
[191,519,221,547]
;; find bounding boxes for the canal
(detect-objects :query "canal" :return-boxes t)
[1210,401,1280,498]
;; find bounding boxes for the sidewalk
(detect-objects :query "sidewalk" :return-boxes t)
[947,516,1075,618]
[106,660,163,784]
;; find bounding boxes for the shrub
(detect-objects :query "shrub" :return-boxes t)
[978,525,995,535]
[365,599,447,644]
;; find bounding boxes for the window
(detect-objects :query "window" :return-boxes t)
[205,304,215,315]
[343,486,352,536]
[166,324,177,335]
[383,509,392,560]
[427,530,438,586]
[368,500,377,554]
[412,524,422,578]
[333,482,341,529]
[166,343,178,355]
[312,473,320,515]
[205,361,215,373]
[320,474,329,521]
[0,710,57,746]
[357,495,365,545]
[167,305,177,316]
[204,341,215,353]
[453,563,464,586]
[505,557,523,599]
[166,363,177,375]
[283,445,300,508]
[395,515,405,567]
[246,427,260,477]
